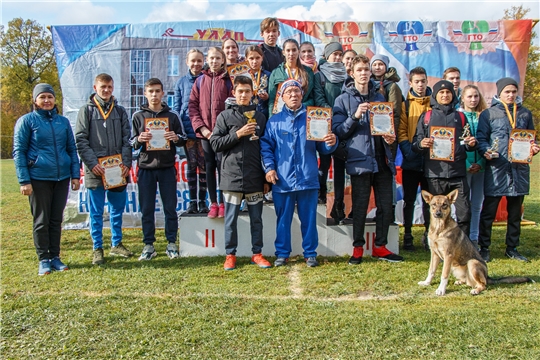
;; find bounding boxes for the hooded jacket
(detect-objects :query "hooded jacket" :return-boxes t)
[261,104,337,193]
[398,88,432,172]
[412,95,473,179]
[131,103,186,169]
[332,79,395,176]
[476,96,534,196]
[174,70,202,139]
[75,94,132,189]
[314,58,348,108]
[209,102,267,193]
[188,68,232,138]
[13,107,80,185]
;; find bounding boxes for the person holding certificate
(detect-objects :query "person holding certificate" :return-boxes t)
[476,77,540,263]
[332,55,402,265]
[75,73,133,265]
[412,80,477,238]
[131,78,187,261]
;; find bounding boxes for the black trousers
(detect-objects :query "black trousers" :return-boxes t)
[478,195,524,249]
[201,138,223,204]
[319,155,346,204]
[401,169,430,233]
[425,176,471,237]
[351,168,394,248]
[29,179,70,261]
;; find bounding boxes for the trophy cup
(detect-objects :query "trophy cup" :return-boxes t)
[244,110,259,141]
[459,123,471,145]
[487,137,499,158]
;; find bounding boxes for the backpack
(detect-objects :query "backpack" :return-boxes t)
[422,110,465,127]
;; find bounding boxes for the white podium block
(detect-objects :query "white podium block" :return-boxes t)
[179,204,399,257]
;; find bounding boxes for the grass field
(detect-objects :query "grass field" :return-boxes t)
[1,159,539,359]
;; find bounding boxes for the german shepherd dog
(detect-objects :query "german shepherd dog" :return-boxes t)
[418,189,531,295]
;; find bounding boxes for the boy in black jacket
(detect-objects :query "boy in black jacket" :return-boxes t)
[210,76,271,270]
[131,78,186,260]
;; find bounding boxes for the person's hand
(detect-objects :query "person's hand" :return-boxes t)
[236,123,257,138]
[258,91,269,101]
[138,131,152,143]
[421,137,434,148]
[164,131,179,142]
[200,127,212,140]
[323,132,336,147]
[464,136,476,147]
[383,133,396,145]
[468,163,481,174]
[263,183,270,194]
[354,102,370,119]
[484,151,495,160]
[92,164,105,176]
[121,164,130,178]
[71,179,80,191]
[532,143,540,155]
[20,184,33,196]
[265,170,278,185]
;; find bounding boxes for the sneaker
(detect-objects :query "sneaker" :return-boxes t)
[251,253,272,268]
[198,201,210,214]
[185,201,198,214]
[372,245,404,262]
[38,259,51,276]
[274,257,289,267]
[218,203,225,218]
[224,254,236,270]
[421,231,430,251]
[505,248,529,262]
[92,248,105,265]
[348,246,364,265]
[50,257,69,271]
[110,243,133,258]
[166,242,179,259]
[139,245,157,261]
[479,248,491,263]
[317,197,326,205]
[208,203,219,218]
[403,233,416,251]
[305,256,319,267]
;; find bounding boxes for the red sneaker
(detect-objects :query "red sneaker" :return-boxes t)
[348,246,364,265]
[218,203,225,218]
[251,253,272,268]
[223,254,236,270]
[372,245,404,262]
[208,203,219,218]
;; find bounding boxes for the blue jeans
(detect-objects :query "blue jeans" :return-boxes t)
[138,167,178,245]
[88,186,126,250]
[223,191,264,255]
[273,189,318,258]
[467,171,484,241]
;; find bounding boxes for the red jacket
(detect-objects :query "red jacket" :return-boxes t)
[188,68,232,139]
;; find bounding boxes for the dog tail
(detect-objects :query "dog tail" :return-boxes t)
[487,276,534,285]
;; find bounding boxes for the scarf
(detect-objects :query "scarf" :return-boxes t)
[319,61,348,84]
[300,57,318,73]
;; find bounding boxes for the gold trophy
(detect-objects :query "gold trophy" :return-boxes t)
[487,137,499,158]
[244,110,259,141]
[459,123,471,145]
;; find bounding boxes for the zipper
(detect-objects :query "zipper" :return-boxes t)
[48,115,60,180]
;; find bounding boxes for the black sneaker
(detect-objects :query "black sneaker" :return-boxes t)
[505,248,529,262]
[185,201,198,214]
[348,246,364,265]
[479,248,491,263]
[421,231,430,251]
[198,201,209,214]
[403,233,416,251]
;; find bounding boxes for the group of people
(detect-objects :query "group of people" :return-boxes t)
[13,17,538,275]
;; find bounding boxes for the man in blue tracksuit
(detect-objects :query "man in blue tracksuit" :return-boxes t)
[261,79,337,267]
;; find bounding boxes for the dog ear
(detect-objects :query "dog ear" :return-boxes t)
[421,190,433,204]
[446,189,459,204]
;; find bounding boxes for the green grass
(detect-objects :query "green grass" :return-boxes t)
[1,159,540,359]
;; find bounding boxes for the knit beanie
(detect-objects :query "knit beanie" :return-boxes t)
[33,83,55,101]
[324,42,343,59]
[370,54,389,70]
[280,79,303,97]
[496,77,518,96]
[432,80,456,100]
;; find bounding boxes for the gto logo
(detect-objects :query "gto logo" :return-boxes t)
[385,21,436,56]
[447,20,500,55]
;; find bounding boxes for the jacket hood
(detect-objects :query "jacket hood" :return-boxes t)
[87,93,118,107]
[140,102,172,113]
[344,78,377,98]
[202,68,228,78]
[224,98,257,114]
[491,95,523,108]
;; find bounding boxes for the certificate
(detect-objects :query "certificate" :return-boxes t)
[508,129,536,163]
[369,102,394,136]
[430,126,455,161]
[272,82,286,114]
[98,154,126,190]
[227,61,251,82]
[145,118,169,151]
[306,106,332,141]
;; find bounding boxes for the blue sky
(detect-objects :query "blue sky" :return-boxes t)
[2,0,539,27]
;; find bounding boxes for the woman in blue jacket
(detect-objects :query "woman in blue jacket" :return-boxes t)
[13,83,80,275]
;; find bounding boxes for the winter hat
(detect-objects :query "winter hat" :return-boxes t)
[33,83,55,101]
[324,42,343,59]
[280,79,303,97]
[496,77,518,96]
[432,80,456,100]
[370,54,389,70]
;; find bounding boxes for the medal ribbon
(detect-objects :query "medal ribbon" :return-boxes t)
[500,101,517,129]
[251,68,261,95]
[93,96,115,120]
[285,64,299,80]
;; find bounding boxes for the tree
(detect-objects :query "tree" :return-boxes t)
[503,6,540,128]
[0,18,61,158]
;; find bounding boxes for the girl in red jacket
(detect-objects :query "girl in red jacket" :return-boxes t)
[188,47,233,218]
